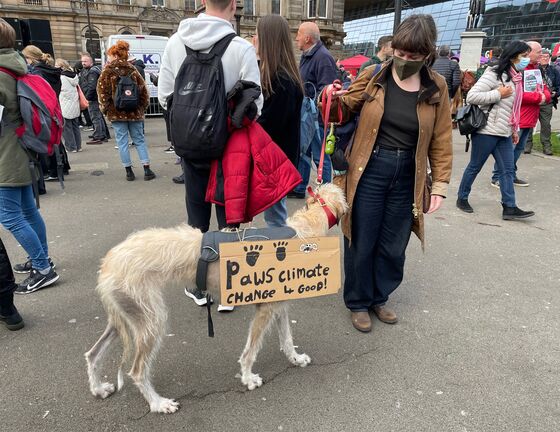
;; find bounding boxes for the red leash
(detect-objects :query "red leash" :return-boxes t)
[316,80,342,184]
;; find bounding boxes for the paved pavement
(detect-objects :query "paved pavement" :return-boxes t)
[1,116,559,432]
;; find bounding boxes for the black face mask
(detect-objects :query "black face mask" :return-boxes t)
[392,56,424,80]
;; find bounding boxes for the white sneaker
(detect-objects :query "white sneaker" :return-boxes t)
[217,304,235,313]
[184,287,209,306]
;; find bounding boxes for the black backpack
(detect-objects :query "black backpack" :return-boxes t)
[170,33,236,160]
[114,72,139,112]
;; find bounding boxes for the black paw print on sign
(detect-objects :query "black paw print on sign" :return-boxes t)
[273,241,288,261]
[244,244,263,266]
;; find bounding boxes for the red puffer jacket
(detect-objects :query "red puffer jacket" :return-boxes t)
[519,63,551,129]
[206,121,302,224]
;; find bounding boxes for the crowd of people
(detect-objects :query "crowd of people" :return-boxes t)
[1,0,558,334]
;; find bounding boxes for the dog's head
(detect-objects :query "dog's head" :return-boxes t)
[305,183,349,228]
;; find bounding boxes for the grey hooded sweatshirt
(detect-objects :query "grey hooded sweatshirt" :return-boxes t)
[157,13,262,112]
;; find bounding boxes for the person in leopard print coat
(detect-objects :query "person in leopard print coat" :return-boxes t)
[97,40,155,181]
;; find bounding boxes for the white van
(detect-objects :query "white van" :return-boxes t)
[104,34,169,115]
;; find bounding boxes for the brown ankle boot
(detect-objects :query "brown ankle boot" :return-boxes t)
[372,305,398,324]
[351,311,371,332]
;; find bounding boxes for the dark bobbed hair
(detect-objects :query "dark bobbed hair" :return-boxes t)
[391,14,437,65]
[495,40,531,82]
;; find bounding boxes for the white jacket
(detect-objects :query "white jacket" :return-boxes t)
[59,73,80,120]
[466,67,516,137]
[158,13,263,112]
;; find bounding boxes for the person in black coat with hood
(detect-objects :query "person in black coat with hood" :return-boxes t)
[21,45,71,184]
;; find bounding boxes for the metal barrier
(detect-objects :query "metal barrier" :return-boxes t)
[146,97,164,116]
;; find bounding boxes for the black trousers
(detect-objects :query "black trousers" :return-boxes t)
[343,146,415,311]
[0,238,16,296]
[181,160,228,233]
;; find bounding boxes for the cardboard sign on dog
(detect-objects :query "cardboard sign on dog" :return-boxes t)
[219,237,341,306]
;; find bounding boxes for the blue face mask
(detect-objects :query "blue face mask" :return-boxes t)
[515,57,531,71]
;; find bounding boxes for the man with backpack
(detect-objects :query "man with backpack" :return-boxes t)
[0,18,59,295]
[79,53,110,145]
[158,0,262,309]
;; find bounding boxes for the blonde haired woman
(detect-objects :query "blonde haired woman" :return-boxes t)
[55,59,82,152]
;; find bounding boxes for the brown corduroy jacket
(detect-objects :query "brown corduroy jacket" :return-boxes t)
[325,62,453,246]
[97,59,149,122]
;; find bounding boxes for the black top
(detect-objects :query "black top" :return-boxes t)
[375,73,419,151]
[29,62,62,97]
[257,72,303,167]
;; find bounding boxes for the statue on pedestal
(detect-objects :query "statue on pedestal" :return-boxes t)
[467,0,485,29]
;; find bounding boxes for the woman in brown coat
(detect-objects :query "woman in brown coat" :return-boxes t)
[97,40,155,181]
[325,15,453,332]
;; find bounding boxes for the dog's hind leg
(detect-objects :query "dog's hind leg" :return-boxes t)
[128,334,180,414]
[238,303,276,390]
[85,323,118,399]
[275,304,311,367]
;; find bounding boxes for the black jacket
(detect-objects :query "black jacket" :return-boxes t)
[257,72,303,168]
[29,62,62,96]
[0,238,16,296]
[131,59,146,80]
[79,65,102,101]
[431,56,461,98]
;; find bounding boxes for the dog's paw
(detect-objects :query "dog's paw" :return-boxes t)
[93,382,115,399]
[290,353,311,367]
[241,373,263,390]
[150,398,180,414]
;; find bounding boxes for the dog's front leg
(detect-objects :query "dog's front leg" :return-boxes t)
[275,304,311,367]
[238,304,275,390]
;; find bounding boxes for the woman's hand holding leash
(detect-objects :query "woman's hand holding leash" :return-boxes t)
[325,81,348,99]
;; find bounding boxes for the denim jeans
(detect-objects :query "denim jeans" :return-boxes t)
[62,117,82,151]
[264,197,288,227]
[491,128,531,182]
[343,146,414,311]
[0,185,49,271]
[459,133,516,207]
[113,121,150,167]
[294,127,332,194]
[88,100,110,141]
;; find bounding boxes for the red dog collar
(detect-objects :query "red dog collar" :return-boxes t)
[307,186,339,229]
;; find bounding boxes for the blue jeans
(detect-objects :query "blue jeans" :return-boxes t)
[491,128,531,182]
[294,127,332,194]
[0,185,49,271]
[343,146,414,311]
[458,133,516,207]
[113,121,150,167]
[264,197,288,227]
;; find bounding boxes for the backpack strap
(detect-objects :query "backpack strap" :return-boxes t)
[0,66,17,79]
[185,33,236,58]
[369,63,383,80]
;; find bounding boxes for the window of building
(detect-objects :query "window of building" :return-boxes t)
[308,0,327,19]
[116,0,131,4]
[185,0,195,11]
[271,0,280,15]
[83,27,102,61]
[152,0,165,7]
[23,0,43,5]
[244,0,254,16]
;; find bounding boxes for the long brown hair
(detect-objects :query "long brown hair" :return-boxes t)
[257,15,303,98]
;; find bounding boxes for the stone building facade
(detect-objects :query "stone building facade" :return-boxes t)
[0,0,345,61]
